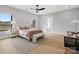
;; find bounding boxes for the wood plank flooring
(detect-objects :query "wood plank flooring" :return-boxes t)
[30,33,65,54]
[0,33,78,54]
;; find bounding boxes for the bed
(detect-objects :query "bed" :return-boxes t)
[18,26,44,41]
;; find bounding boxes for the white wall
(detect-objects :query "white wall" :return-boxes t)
[1,5,79,34]
[39,8,79,34]
[0,5,39,28]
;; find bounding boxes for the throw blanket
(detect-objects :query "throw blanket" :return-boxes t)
[27,29,43,40]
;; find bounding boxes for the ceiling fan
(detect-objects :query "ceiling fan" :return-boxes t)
[30,5,45,13]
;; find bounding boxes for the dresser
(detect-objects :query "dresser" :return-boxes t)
[64,36,79,53]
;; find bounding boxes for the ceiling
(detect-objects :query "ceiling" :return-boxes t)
[8,5,79,15]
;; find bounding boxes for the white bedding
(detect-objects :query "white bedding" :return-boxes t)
[18,28,42,40]
[19,30,29,39]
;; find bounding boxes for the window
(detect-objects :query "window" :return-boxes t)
[45,16,53,33]
[47,17,51,30]
[0,13,12,31]
[40,16,53,33]
[0,13,12,22]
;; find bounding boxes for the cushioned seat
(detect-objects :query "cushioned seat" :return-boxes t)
[32,33,44,43]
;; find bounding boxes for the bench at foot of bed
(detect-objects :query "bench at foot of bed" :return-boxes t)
[32,33,44,43]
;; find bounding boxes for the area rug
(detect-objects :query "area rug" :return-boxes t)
[9,37,39,53]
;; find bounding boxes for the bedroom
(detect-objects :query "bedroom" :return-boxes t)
[0,5,79,54]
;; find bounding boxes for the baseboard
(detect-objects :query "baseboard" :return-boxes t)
[52,32,64,35]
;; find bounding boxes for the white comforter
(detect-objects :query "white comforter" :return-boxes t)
[18,28,41,39]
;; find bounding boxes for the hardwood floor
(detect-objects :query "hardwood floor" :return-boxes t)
[0,33,78,54]
[30,33,65,54]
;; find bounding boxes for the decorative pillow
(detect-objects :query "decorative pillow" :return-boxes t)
[67,31,76,37]
[76,32,79,38]
[19,25,31,30]
[25,26,31,29]
[19,26,26,30]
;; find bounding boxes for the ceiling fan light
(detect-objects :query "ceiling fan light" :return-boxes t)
[36,11,38,13]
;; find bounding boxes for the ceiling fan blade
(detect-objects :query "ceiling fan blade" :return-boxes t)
[38,8,45,11]
[30,5,45,13]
